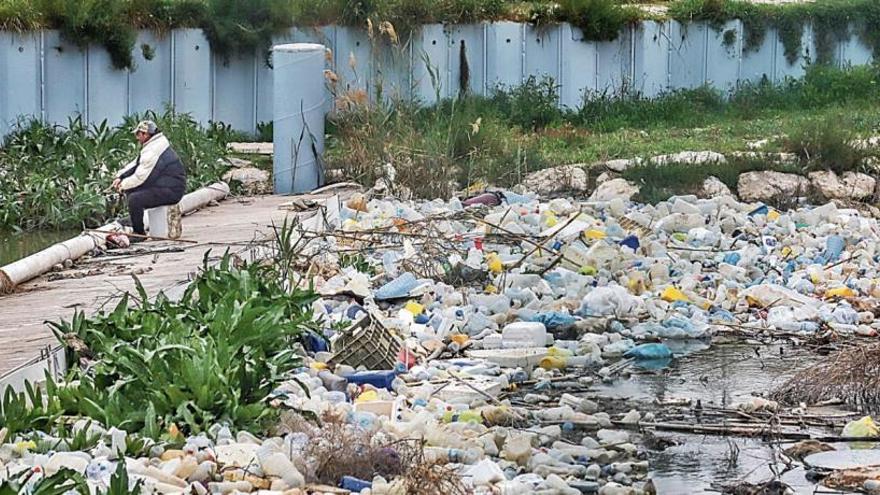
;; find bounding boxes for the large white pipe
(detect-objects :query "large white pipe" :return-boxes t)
[0,182,230,293]
[178,182,230,214]
[272,43,327,195]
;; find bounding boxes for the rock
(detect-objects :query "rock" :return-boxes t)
[602,158,641,173]
[699,176,732,198]
[595,171,614,185]
[808,170,876,200]
[223,157,253,168]
[620,410,641,424]
[737,171,810,203]
[590,179,639,202]
[522,165,589,194]
[649,150,726,167]
[222,167,272,195]
[728,151,798,164]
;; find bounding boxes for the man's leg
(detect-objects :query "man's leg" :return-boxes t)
[126,188,179,235]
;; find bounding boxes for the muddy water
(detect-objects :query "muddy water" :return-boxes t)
[593,341,849,494]
[0,230,80,266]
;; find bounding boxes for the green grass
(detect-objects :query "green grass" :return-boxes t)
[325,64,880,199]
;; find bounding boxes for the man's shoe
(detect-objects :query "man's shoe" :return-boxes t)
[129,234,147,244]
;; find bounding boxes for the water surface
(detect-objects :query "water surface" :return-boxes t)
[0,230,81,266]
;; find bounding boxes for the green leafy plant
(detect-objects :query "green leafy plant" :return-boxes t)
[44,254,317,438]
[0,380,62,439]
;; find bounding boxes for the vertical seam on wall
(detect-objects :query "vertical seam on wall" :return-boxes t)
[211,42,217,123]
[482,23,488,95]
[557,25,563,100]
[253,50,259,134]
[39,31,45,121]
[84,47,89,122]
[629,25,636,92]
[736,20,743,89]
[666,21,672,91]
[520,23,526,84]
[170,31,176,109]
[771,25,777,84]
[702,23,709,85]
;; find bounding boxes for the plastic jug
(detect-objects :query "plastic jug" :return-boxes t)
[501,322,548,348]
[344,370,398,390]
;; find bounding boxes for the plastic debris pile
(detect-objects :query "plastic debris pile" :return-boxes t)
[5,187,880,494]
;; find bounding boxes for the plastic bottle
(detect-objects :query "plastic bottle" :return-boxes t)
[423,447,481,464]
[375,273,419,300]
[318,370,348,392]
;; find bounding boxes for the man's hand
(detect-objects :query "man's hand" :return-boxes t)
[111,178,121,192]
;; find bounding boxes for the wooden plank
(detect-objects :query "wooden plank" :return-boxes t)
[0,195,295,376]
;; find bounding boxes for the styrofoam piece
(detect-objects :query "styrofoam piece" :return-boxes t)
[467,348,549,368]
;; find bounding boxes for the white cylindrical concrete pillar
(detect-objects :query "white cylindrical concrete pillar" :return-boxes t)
[272,43,326,194]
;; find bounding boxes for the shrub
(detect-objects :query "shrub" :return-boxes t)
[783,115,867,174]
[554,0,638,42]
[490,76,562,131]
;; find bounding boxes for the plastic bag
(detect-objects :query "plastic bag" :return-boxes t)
[528,311,577,331]
[623,343,673,360]
[579,286,643,318]
[842,416,880,438]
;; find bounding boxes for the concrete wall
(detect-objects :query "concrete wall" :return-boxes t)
[0,21,873,137]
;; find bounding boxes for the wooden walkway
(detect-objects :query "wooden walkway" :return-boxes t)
[0,195,297,377]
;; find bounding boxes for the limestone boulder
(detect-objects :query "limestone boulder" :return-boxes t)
[737,171,810,203]
[808,170,876,200]
[589,178,639,202]
[699,176,732,198]
[222,167,272,195]
[522,165,589,194]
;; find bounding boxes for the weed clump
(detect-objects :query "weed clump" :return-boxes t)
[783,115,867,174]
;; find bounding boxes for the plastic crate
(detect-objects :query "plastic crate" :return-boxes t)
[330,312,403,370]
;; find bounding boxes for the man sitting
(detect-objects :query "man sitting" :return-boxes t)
[112,120,186,242]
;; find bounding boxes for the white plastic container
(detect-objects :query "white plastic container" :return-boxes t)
[482,333,503,350]
[501,322,547,348]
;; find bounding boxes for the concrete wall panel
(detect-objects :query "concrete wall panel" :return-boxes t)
[87,46,129,125]
[525,24,561,84]
[130,31,172,116]
[486,22,524,90]
[632,21,669,98]
[740,26,776,85]
[0,32,40,137]
[706,20,741,92]
[668,21,707,89]
[213,53,256,133]
[172,29,212,123]
[448,24,486,96]
[412,24,450,104]
[560,24,597,108]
